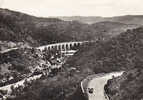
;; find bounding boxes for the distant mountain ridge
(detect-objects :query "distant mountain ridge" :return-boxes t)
[91,21,138,36]
[59,16,104,24]
[59,15,143,25]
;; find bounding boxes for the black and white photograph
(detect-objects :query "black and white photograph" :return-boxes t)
[0,0,143,100]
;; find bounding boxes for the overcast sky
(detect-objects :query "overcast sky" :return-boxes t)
[1,0,143,17]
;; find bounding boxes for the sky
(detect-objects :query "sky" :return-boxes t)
[0,0,143,17]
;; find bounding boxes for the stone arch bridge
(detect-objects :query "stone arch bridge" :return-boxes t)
[37,41,95,51]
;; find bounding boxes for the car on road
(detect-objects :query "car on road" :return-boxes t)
[88,88,94,94]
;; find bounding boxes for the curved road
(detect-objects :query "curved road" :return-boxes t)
[0,74,42,95]
[81,71,124,100]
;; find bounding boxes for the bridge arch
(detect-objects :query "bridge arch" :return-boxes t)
[69,43,73,49]
[65,44,69,50]
[57,45,61,50]
[61,44,65,50]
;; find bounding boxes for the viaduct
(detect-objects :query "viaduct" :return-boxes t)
[37,41,95,51]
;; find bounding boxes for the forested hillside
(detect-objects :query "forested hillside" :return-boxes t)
[105,68,143,100]
[0,8,143,100]
[0,8,138,47]
[8,26,143,100]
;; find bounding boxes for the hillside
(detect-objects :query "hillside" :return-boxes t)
[1,8,143,100]
[0,48,46,87]
[59,15,143,25]
[0,8,139,47]
[58,16,105,24]
[105,68,143,100]
[65,27,143,73]
[91,21,137,37]
[7,27,143,100]
[0,8,66,46]
[108,15,143,25]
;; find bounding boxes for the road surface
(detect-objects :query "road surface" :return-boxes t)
[0,74,42,95]
[81,71,124,100]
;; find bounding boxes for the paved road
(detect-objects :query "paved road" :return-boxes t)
[0,74,42,95]
[81,71,124,100]
[0,48,18,54]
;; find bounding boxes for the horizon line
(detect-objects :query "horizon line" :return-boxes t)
[1,7,143,18]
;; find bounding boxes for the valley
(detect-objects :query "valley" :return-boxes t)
[0,8,143,100]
